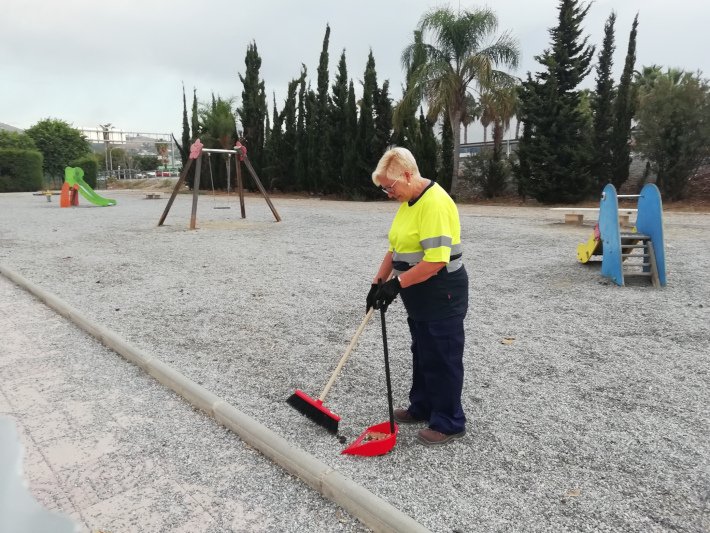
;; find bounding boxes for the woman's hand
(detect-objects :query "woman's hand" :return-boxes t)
[366,283,378,314]
[374,277,402,311]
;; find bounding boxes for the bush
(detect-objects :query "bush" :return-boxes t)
[0,131,37,150]
[0,149,44,192]
[461,147,514,199]
[69,156,99,188]
[634,72,710,201]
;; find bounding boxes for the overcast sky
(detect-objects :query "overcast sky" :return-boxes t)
[2,0,708,142]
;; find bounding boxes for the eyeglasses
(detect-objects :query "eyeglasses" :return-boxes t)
[380,182,397,194]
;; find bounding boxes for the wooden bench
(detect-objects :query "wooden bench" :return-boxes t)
[143,192,163,199]
[550,207,637,226]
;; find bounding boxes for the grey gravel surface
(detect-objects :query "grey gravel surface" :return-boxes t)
[0,269,368,532]
[1,190,709,532]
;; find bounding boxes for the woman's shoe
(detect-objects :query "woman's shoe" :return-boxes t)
[416,428,466,446]
[393,408,426,424]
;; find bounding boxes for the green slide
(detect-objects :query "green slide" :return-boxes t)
[65,167,116,206]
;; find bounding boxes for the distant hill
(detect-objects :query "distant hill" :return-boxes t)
[0,122,24,133]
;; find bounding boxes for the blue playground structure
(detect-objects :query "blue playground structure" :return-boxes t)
[576,184,666,287]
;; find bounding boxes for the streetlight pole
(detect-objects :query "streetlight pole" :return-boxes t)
[100,123,113,177]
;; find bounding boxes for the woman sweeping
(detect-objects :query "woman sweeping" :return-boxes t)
[367,147,469,447]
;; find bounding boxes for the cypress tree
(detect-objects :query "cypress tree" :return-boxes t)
[263,93,284,188]
[306,86,319,192]
[295,66,309,191]
[316,25,334,193]
[280,74,301,191]
[173,85,194,188]
[329,50,349,194]
[342,80,360,198]
[181,84,190,153]
[191,89,199,139]
[591,12,616,191]
[373,79,393,160]
[238,41,268,176]
[182,89,199,189]
[515,0,595,203]
[357,51,378,196]
[437,114,453,192]
[609,14,639,190]
[414,107,437,180]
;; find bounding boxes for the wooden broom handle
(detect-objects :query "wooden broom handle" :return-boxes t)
[319,271,394,401]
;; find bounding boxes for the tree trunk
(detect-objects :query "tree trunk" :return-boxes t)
[483,126,488,144]
[463,124,468,144]
[449,107,460,196]
[493,120,503,151]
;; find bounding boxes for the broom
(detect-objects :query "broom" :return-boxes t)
[288,273,393,433]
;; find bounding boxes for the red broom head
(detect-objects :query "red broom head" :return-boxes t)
[287,390,340,434]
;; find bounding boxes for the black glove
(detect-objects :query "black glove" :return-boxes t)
[374,277,402,311]
[366,283,378,314]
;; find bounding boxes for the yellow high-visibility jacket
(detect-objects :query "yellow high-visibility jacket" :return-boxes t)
[388,182,468,321]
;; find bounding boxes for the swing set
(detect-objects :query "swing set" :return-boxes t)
[158,139,281,229]
[207,150,233,209]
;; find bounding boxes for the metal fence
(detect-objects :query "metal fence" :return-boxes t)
[98,169,146,181]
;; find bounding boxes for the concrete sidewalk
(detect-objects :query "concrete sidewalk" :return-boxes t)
[0,275,369,533]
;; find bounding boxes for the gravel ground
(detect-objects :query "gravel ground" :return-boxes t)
[1,190,709,532]
[0,274,368,533]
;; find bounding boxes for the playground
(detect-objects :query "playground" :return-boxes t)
[0,190,708,532]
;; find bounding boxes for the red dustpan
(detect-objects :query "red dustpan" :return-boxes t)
[341,421,398,456]
[342,290,398,456]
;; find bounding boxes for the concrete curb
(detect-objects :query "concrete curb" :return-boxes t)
[0,264,430,533]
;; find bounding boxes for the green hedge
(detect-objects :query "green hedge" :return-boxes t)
[0,149,44,192]
[69,156,99,188]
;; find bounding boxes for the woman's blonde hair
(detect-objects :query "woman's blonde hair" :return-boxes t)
[371,147,420,186]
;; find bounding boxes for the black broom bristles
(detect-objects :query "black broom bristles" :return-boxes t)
[287,390,340,435]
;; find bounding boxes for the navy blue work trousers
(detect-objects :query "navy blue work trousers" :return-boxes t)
[406,312,466,434]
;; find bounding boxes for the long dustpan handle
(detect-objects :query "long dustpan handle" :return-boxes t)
[318,271,394,402]
[379,282,396,434]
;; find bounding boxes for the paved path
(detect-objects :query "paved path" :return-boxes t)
[0,275,368,533]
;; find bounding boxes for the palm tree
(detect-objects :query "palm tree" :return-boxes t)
[154,142,169,167]
[479,83,518,150]
[634,65,693,97]
[633,64,663,94]
[395,6,520,194]
[479,92,495,144]
[460,94,480,144]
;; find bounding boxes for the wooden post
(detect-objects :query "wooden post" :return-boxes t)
[190,154,203,230]
[236,156,246,219]
[237,148,281,222]
[158,158,194,226]
[647,241,661,288]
